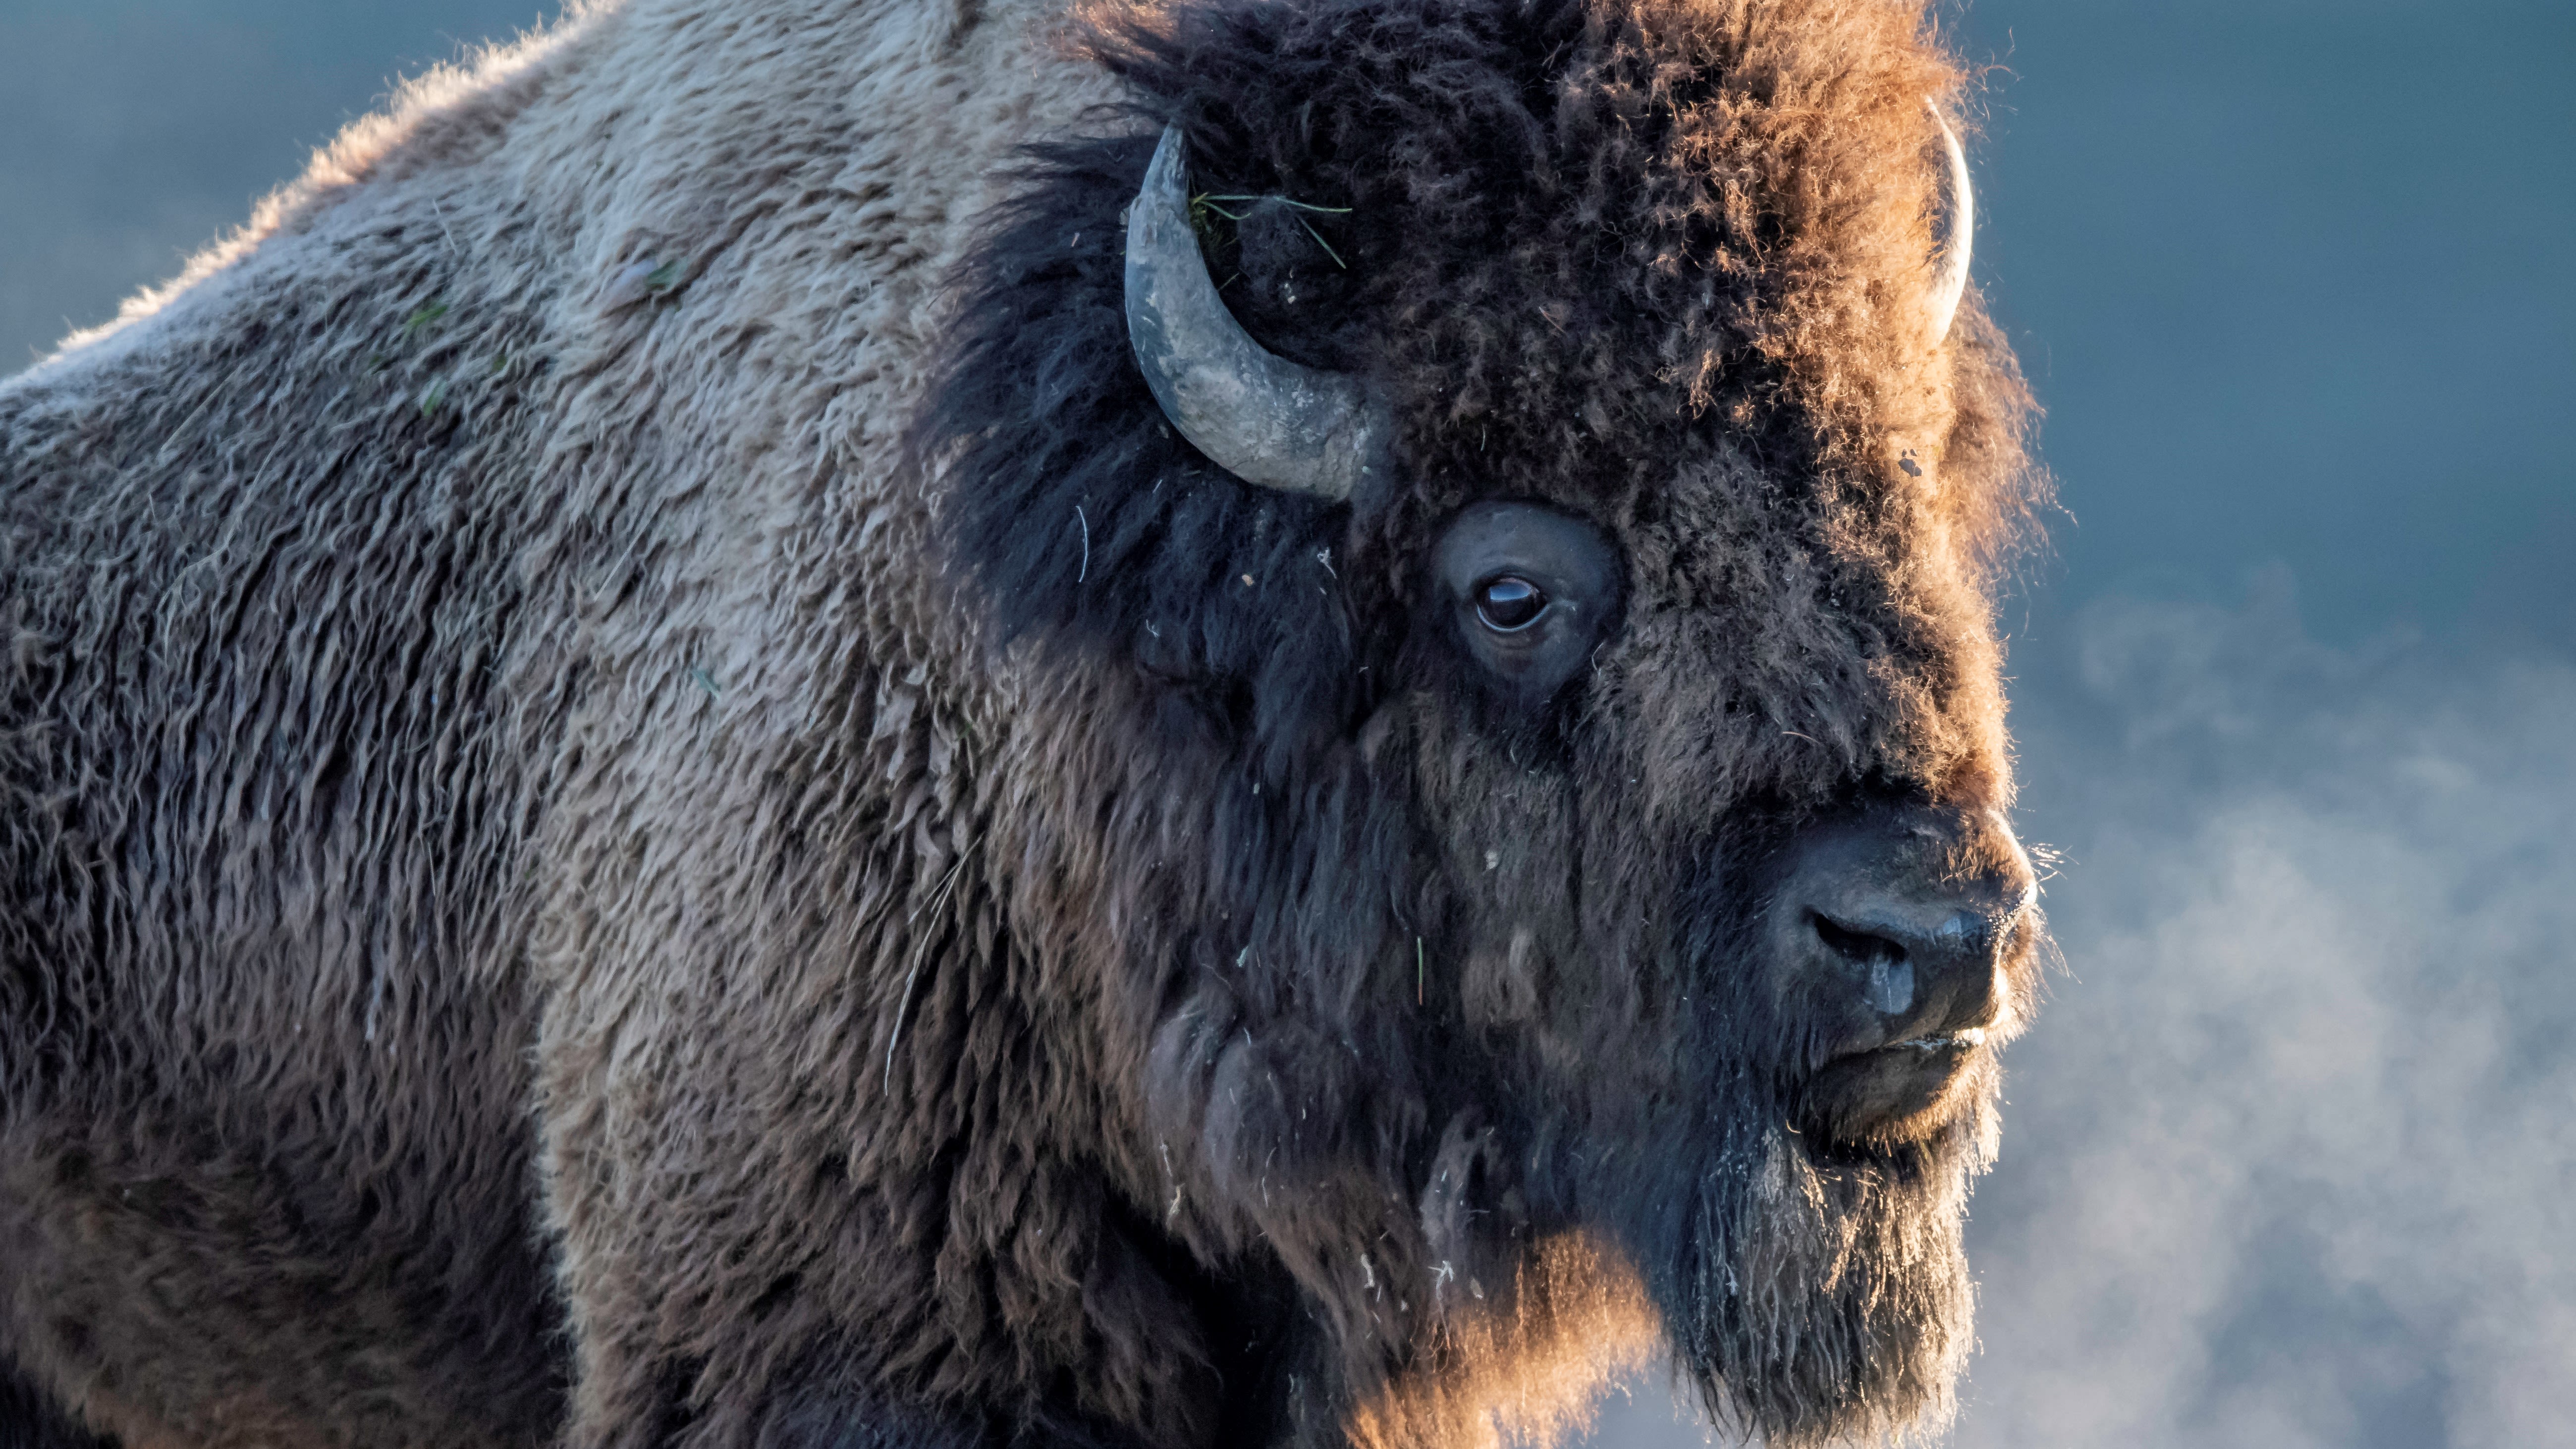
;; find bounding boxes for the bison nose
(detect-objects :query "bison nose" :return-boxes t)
[1809,905,2003,1033]
[1768,805,2037,1051]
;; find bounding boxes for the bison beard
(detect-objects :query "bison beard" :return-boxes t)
[1671,1084,1989,1444]
[0,0,2047,1446]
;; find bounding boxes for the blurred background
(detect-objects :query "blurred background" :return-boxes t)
[2,1,2568,1445]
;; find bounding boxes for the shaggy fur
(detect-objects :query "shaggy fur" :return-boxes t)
[0,0,2045,1448]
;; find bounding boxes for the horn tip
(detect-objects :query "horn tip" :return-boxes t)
[1925,103,1975,344]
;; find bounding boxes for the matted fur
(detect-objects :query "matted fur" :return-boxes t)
[0,0,2045,1448]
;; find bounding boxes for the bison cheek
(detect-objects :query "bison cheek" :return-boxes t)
[1199,1029,1341,1208]
[1152,1011,1389,1234]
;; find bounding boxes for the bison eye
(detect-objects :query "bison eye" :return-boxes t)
[1431,501,1624,706]
[1474,576,1548,632]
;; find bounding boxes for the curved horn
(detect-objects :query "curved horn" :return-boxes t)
[1926,105,1975,343]
[1124,125,1385,501]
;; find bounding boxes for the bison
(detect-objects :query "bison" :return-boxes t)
[0,0,2050,1445]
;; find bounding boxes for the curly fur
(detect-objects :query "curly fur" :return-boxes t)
[0,0,2044,1447]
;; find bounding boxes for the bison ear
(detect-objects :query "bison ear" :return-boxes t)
[1122,125,1392,502]
[1926,104,1974,345]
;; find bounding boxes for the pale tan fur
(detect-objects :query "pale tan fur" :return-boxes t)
[6,0,1127,1443]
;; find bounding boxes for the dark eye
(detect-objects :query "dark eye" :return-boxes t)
[1432,501,1623,705]
[1475,576,1548,633]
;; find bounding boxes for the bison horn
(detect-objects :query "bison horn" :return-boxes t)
[1124,125,1387,502]
[1927,105,1975,344]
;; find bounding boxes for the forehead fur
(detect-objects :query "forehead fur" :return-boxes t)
[1081,0,2041,553]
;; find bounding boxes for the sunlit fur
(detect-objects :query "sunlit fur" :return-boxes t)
[1342,1233,1664,1449]
[0,0,2043,1448]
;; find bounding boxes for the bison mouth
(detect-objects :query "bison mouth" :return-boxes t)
[1796,1028,1996,1147]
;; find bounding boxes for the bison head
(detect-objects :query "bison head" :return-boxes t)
[923,0,2049,1443]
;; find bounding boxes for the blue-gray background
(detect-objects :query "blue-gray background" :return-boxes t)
[2,1,2568,1444]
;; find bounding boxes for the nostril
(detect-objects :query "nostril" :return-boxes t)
[1812,912,1916,1016]
[1812,912,1904,968]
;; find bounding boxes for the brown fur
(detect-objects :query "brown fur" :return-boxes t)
[0,0,2044,1447]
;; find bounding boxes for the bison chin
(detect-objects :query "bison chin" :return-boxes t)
[1657,1081,2000,1448]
